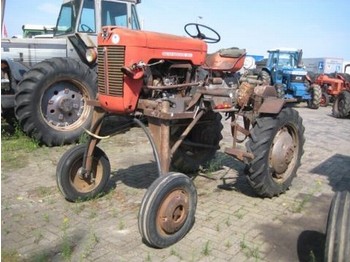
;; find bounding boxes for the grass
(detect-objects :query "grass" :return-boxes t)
[202,241,211,256]
[240,236,261,261]
[61,217,73,261]
[291,180,322,213]
[1,123,39,170]
[1,249,21,262]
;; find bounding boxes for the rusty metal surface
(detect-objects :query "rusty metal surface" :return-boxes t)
[224,147,254,161]
[258,97,285,114]
[157,189,189,234]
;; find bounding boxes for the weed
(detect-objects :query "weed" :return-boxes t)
[225,240,232,248]
[80,232,99,260]
[170,248,182,259]
[233,207,244,219]
[291,181,322,213]
[145,253,152,262]
[240,236,261,261]
[61,217,72,261]
[118,220,125,230]
[43,214,50,223]
[225,216,232,226]
[1,124,39,170]
[202,240,211,256]
[32,253,49,262]
[216,223,221,232]
[201,154,227,177]
[1,249,20,262]
[89,210,97,219]
[78,132,89,144]
[34,230,44,244]
[36,186,52,198]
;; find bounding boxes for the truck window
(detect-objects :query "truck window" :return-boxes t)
[78,0,96,33]
[102,2,128,28]
[55,1,80,35]
[131,5,141,30]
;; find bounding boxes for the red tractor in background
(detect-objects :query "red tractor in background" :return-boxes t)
[309,64,350,118]
[56,23,305,248]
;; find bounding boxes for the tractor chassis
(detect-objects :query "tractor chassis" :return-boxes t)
[81,98,254,181]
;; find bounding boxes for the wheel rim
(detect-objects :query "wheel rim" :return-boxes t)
[157,189,189,235]
[269,125,298,183]
[69,157,103,193]
[41,80,91,131]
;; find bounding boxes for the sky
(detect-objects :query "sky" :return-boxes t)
[2,0,350,60]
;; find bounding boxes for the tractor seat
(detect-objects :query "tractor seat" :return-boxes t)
[204,47,246,72]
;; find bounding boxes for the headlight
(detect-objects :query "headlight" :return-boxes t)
[86,48,97,64]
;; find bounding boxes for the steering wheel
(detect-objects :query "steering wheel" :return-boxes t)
[80,24,94,32]
[184,23,221,43]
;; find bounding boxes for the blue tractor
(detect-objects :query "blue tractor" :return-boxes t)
[258,48,321,109]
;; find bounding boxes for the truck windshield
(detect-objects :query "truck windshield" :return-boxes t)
[102,2,127,28]
[55,0,141,36]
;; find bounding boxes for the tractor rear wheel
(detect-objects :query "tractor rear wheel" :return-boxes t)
[307,84,321,109]
[245,107,305,197]
[56,145,110,202]
[15,58,97,146]
[138,172,197,248]
[324,191,350,262]
[332,91,350,118]
[171,111,223,173]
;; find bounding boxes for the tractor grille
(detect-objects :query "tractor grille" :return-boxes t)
[97,46,125,96]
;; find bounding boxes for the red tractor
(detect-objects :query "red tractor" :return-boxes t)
[56,23,305,248]
[312,67,350,105]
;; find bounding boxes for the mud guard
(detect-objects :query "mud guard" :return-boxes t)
[258,97,285,114]
[1,58,29,82]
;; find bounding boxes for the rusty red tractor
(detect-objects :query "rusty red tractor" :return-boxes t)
[310,66,350,107]
[56,23,305,248]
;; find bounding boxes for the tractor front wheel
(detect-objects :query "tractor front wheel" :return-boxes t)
[138,172,197,248]
[332,91,350,118]
[320,92,330,107]
[56,145,110,202]
[307,84,321,109]
[245,107,305,197]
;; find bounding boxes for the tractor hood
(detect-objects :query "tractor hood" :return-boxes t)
[99,26,208,65]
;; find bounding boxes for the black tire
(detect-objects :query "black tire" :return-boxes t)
[324,191,350,262]
[258,70,271,85]
[245,107,305,197]
[138,172,197,248]
[320,92,330,107]
[56,144,110,202]
[170,111,223,173]
[275,83,285,99]
[15,57,97,146]
[307,84,321,109]
[332,91,350,118]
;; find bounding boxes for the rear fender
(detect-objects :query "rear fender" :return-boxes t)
[1,58,29,83]
[258,97,285,114]
[254,85,284,114]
